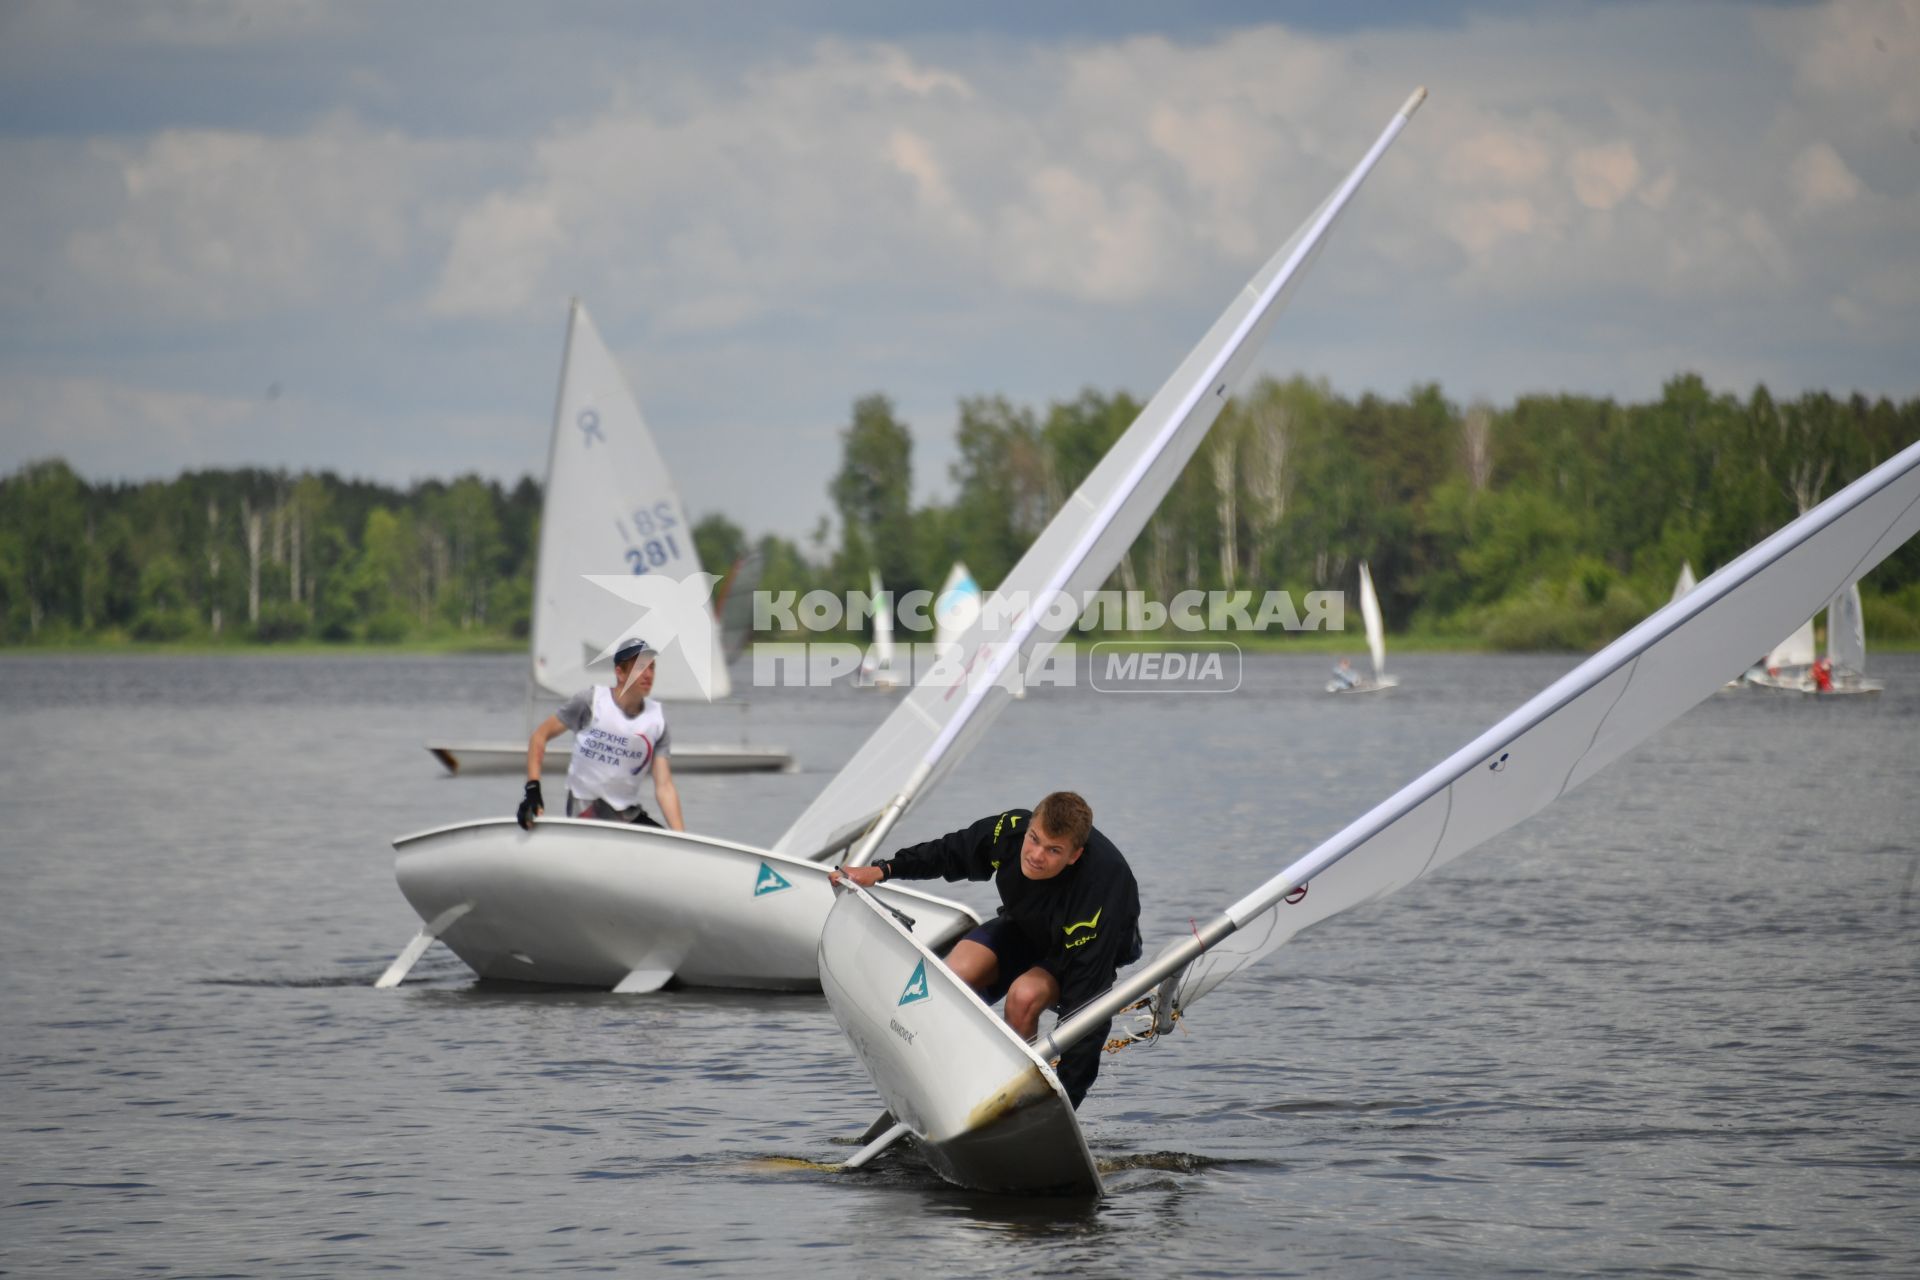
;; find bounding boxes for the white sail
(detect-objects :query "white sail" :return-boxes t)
[1150,439,1920,1018]
[1764,617,1816,671]
[1828,582,1867,673]
[774,88,1429,861]
[1671,561,1696,603]
[864,568,899,686]
[932,562,981,652]
[530,301,730,702]
[1359,561,1388,683]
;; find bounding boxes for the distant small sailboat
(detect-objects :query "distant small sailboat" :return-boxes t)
[933,562,981,654]
[423,301,791,776]
[1672,561,1697,603]
[1326,561,1400,693]
[1812,582,1883,697]
[860,570,902,690]
[1747,614,1818,692]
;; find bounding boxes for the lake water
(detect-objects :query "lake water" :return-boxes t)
[3,651,1917,1277]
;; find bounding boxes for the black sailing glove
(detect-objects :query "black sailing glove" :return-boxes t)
[517,780,545,830]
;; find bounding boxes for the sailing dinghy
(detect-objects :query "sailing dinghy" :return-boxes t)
[819,88,1429,1194]
[1746,612,1817,692]
[1326,560,1400,693]
[424,300,791,777]
[860,570,903,690]
[1815,582,1883,697]
[1672,561,1697,602]
[821,423,1920,1194]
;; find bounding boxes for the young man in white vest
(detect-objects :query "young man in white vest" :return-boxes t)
[516,637,685,832]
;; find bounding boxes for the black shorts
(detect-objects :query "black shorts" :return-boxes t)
[567,795,662,827]
[960,918,1045,1004]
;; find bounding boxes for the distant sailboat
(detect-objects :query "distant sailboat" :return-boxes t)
[860,570,902,690]
[1326,561,1400,693]
[933,562,981,654]
[1747,614,1818,692]
[1671,561,1697,602]
[1813,582,1883,697]
[423,301,791,776]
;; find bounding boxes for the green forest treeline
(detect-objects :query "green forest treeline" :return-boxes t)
[4,373,1918,652]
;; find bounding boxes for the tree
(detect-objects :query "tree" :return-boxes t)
[830,394,916,591]
[693,513,748,577]
[949,395,1048,589]
[0,460,88,636]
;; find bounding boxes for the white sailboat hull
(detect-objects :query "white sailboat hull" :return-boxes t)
[1814,680,1884,697]
[424,741,794,775]
[1744,669,1813,693]
[392,819,980,991]
[1325,674,1400,694]
[818,888,1100,1196]
[1743,672,1884,698]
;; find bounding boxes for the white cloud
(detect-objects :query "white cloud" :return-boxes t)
[61,114,492,323]
[1441,196,1540,260]
[1764,0,1920,131]
[1568,140,1642,211]
[426,192,564,318]
[1790,141,1865,214]
[1443,128,1554,188]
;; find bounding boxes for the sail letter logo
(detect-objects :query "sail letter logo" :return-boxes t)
[898,960,931,1006]
[753,863,792,897]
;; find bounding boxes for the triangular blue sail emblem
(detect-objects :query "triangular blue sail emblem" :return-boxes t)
[898,960,930,1006]
[753,863,792,897]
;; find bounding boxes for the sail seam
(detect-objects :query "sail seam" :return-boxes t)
[1414,785,1454,880]
[1559,655,1639,800]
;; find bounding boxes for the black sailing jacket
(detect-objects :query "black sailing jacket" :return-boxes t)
[882,808,1141,1105]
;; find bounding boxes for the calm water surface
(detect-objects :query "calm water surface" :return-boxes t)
[3,651,1917,1277]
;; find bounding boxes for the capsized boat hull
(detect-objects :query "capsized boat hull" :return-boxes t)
[392,819,978,991]
[424,741,794,775]
[818,887,1101,1196]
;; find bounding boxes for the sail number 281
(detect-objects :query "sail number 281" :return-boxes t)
[624,501,683,574]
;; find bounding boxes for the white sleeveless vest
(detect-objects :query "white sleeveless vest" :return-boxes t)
[565,686,669,809]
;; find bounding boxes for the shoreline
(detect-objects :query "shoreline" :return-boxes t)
[6,632,1916,658]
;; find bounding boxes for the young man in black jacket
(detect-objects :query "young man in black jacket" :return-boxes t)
[832,791,1140,1107]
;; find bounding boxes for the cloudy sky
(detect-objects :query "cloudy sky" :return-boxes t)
[2,0,1916,539]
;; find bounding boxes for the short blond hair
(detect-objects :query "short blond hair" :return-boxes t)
[1033,791,1092,850]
